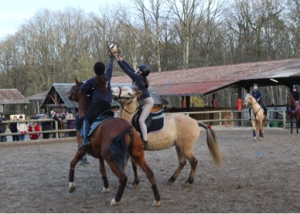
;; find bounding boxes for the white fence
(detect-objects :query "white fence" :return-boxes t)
[0,109,290,141]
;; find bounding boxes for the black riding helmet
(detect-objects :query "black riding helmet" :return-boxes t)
[94,62,105,75]
[137,64,150,77]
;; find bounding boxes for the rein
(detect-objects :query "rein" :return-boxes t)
[287,94,299,114]
[288,102,299,114]
[114,86,141,115]
[68,85,90,110]
[247,98,262,118]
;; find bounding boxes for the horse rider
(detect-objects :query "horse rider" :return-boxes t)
[79,53,115,149]
[291,86,299,102]
[113,52,154,149]
[286,85,299,115]
[248,83,268,120]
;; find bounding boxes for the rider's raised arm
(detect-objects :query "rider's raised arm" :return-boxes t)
[117,60,137,81]
[106,54,115,80]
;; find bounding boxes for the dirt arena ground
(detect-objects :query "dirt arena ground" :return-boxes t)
[0,127,299,213]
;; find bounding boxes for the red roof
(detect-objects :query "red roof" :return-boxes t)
[112,58,300,96]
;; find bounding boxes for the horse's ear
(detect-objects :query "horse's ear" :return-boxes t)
[136,90,143,97]
[75,77,81,87]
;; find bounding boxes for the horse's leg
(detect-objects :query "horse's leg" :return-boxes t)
[99,157,110,193]
[106,160,128,206]
[131,154,161,207]
[183,150,198,186]
[167,146,187,185]
[130,157,140,187]
[291,116,293,134]
[296,115,299,134]
[258,120,263,140]
[261,122,265,139]
[69,149,85,193]
[252,120,257,141]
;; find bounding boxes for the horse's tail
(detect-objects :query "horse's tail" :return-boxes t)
[198,121,222,167]
[109,126,132,171]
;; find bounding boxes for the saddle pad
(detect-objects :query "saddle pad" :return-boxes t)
[147,114,165,133]
[132,110,165,134]
[77,111,115,137]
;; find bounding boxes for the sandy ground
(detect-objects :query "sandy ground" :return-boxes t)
[0,127,299,213]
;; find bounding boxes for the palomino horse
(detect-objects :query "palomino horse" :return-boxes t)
[287,93,300,134]
[67,79,161,207]
[111,86,222,186]
[243,93,266,141]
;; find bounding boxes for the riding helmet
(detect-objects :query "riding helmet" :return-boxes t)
[138,64,150,77]
[94,62,105,75]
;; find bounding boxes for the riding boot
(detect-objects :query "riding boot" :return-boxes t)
[81,120,91,148]
[286,104,289,116]
[142,140,148,149]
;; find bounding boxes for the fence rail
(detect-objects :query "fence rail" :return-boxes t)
[0,109,289,141]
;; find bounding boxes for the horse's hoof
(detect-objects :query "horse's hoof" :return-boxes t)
[131,183,138,189]
[167,180,173,185]
[69,182,76,193]
[184,182,192,188]
[110,198,119,206]
[131,179,140,188]
[102,187,110,193]
[153,200,161,207]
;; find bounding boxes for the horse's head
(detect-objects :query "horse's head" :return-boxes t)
[67,78,84,102]
[287,93,295,106]
[111,86,142,106]
[243,93,254,108]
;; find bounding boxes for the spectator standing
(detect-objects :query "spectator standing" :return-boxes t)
[28,121,41,140]
[66,112,76,137]
[17,116,27,141]
[41,114,51,139]
[9,116,19,141]
[0,113,7,142]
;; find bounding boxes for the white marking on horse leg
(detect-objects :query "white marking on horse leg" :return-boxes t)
[102,187,110,193]
[110,198,119,206]
[69,182,75,188]
[153,200,161,207]
[69,182,76,193]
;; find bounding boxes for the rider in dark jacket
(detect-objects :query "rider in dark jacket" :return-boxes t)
[249,83,267,120]
[113,52,154,149]
[79,54,114,149]
[292,86,299,102]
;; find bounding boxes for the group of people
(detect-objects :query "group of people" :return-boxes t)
[0,111,77,142]
[79,43,153,150]
[0,114,28,142]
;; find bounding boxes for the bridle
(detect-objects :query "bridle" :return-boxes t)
[67,86,79,102]
[67,85,90,110]
[113,86,141,115]
[287,94,299,113]
[245,95,262,117]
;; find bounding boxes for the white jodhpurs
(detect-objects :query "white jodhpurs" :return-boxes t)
[139,97,154,141]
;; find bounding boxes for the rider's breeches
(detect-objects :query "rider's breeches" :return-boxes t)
[139,97,154,141]
[84,101,111,124]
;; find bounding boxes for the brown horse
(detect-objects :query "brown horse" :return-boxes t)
[287,93,300,134]
[67,78,161,207]
[111,86,222,186]
[243,93,266,141]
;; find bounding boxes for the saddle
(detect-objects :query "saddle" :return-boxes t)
[131,107,165,135]
[76,110,115,136]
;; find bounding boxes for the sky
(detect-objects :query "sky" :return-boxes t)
[0,0,119,40]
